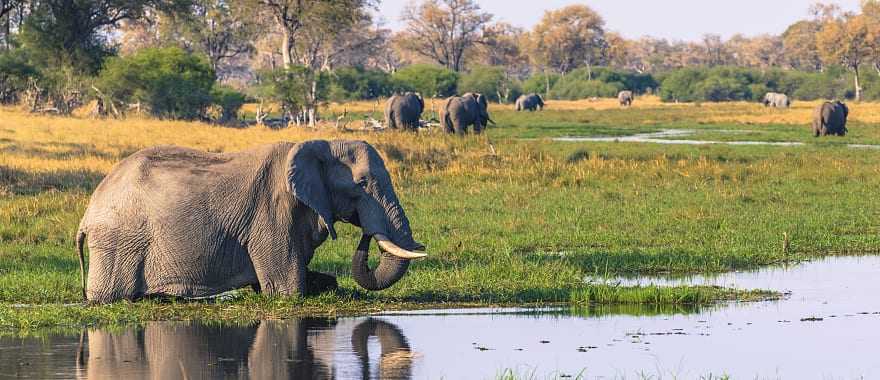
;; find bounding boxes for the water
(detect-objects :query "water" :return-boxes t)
[554,129,880,149]
[2,256,880,379]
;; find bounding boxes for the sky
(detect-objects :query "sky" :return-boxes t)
[375,0,862,41]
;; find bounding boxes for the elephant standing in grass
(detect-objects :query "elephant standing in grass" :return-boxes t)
[618,91,634,107]
[813,101,849,136]
[76,140,428,303]
[385,92,424,131]
[440,92,494,135]
[515,93,544,111]
[763,92,791,108]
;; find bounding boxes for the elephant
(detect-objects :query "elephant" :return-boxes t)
[515,93,544,111]
[80,318,413,379]
[385,92,424,131]
[813,100,849,137]
[763,92,791,108]
[440,92,494,135]
[618,90,634,107]
[76,140,428,303]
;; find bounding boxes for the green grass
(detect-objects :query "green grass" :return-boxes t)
[2,101,879,330]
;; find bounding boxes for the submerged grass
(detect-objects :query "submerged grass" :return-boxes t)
[1,98,877,329]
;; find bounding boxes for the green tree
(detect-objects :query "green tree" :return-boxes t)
[392,64,458,97]
[458,65,518,103]
[98,47,215,119]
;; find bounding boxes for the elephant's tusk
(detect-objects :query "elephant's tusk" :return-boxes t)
[374,234,428,259]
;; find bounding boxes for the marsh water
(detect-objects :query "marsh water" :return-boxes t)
[554,129,880,149]
[2,256,880,379]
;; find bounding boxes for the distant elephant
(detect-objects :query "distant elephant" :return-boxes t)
[618,91,634,107]
[763,92,791,108]
[515,93,544,111]
[76,140,428,303]
[813,100,849,137]
[440,92,494,135]
[385,92,424,131]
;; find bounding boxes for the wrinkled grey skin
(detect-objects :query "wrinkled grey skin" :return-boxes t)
[76,140,424,303]
[618,90,634,107]
[813,100,849,137]
[441,92,493,135]
[82,319,412,379]
[385,92,424,131]
[515,93,544,111]
[763,92,791,108]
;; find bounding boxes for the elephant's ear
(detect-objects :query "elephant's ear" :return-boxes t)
[416,93,424,111]
[287,140,337,240]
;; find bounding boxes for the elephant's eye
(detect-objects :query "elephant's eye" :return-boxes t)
[356,178,369,188]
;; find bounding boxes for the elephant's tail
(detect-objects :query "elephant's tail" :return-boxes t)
[75,230,87,301]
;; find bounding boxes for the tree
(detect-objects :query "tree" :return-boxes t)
[251,0,375,125]
[526,5,607,76]
[782,20,823,71]
[396,0,492,72]
[20,0,187,74]
[817,13,870,100]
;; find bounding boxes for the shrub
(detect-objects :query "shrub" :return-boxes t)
[210,85,246,123]
[97,47,215,119]
[256,66,329,120]
[0,48,38,104]
[659,68,707,102]
[392,64,458,98]
[522,72,560,96]
[329,67,398,101]
[458,65,520,103]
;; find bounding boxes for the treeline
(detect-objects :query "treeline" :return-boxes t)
[2,0,880,122]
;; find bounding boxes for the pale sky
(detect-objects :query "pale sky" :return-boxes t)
[375,0,862,41]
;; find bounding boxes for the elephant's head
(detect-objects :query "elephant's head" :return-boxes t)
[465,92,494,127]
[410,92,425,113]
[288,140,426,291]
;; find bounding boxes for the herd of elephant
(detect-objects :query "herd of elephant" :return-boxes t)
[74,89,855,304]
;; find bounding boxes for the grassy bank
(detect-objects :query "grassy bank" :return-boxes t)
[1,98,878,329]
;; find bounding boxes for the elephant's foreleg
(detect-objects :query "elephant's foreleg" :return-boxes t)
[249,243,305,297]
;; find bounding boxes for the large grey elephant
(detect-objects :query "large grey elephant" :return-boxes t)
[440,92,494,135]
[813,100,849,137]
[385,92,424,131]
[515,93,544,111]
[618,90,634,107]
[76,140,427,303]
[763,92,791,108]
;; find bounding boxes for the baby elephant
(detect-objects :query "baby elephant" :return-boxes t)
[76,140,428,303]
[618,91,634,107]
[813,100,849,137]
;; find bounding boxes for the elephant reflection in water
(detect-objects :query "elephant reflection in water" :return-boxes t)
[80,318,412,379]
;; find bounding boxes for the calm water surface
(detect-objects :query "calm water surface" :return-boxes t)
[2,256,879,379]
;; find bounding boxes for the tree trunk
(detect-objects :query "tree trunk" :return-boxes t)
[543,67,551,98]
[281,27,293,68]
[854,66,862,102]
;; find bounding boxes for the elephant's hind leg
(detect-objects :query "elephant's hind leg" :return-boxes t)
[85,230,147,302]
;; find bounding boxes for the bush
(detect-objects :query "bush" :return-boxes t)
[0,48,39,104]
[329,67,398,101]
[527,67,658,100]
[458,65,520,103]
[210,85,246,123]
[392,64,458,97]
[659,68,707,102]
[256,66,329,120]
[522,72,560,96]
[97,47,215,119]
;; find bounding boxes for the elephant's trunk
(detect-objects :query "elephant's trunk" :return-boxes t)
[352,234,412,291]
